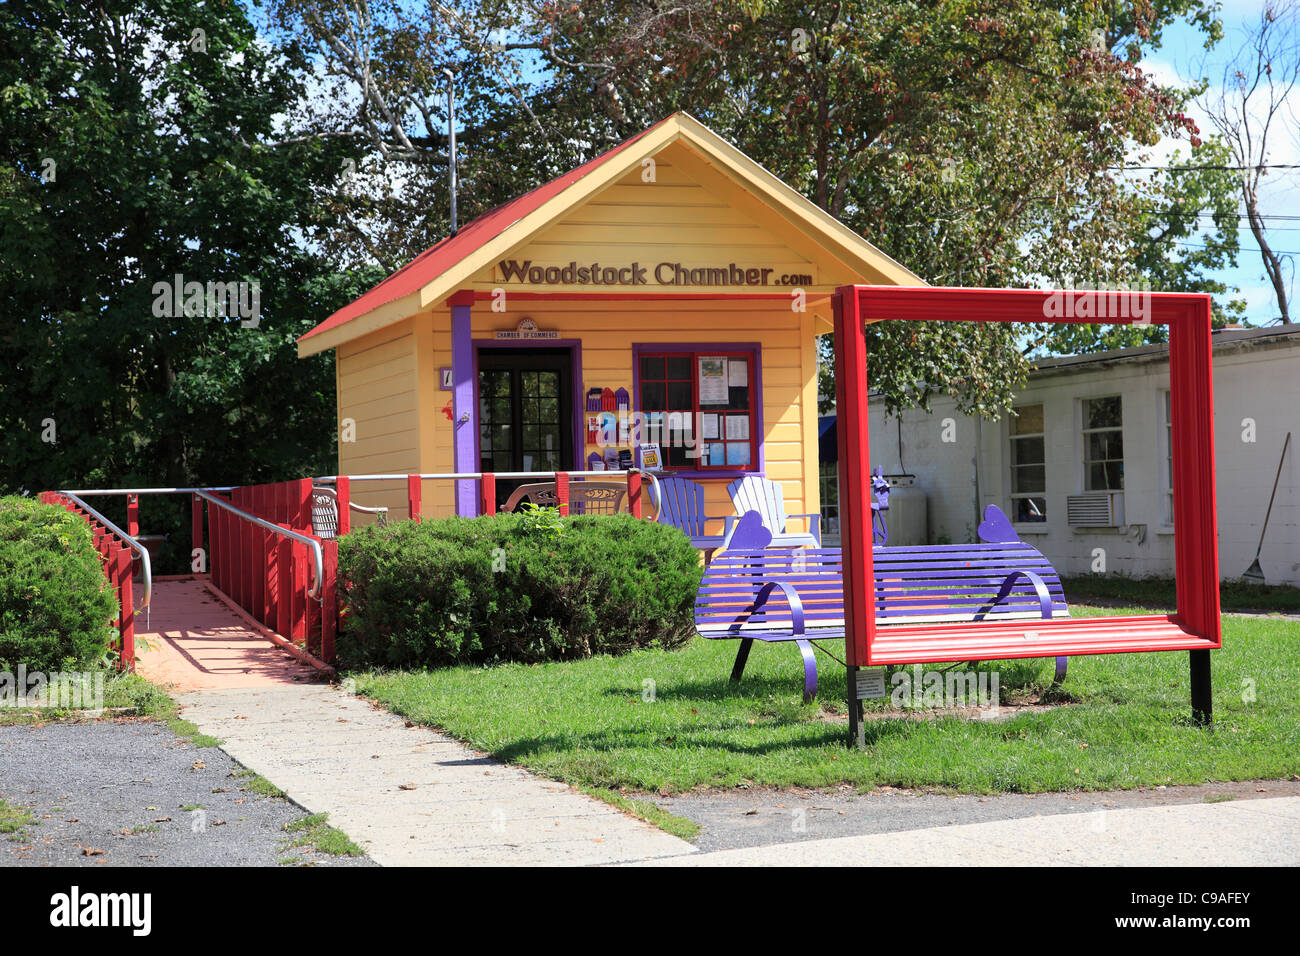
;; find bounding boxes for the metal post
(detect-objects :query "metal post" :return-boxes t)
[408,473,422,522]
[443,68,457,235]
[1190,650,1213,726]
[117,547,135,671]
[127,494,139,577]
[191,493,204,573]
[555,472,570,517]
[336,475,351,535]
[627,471,642,518]
[321,539,339,664]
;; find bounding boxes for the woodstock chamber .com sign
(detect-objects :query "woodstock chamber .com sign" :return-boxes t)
[497,259,813,288]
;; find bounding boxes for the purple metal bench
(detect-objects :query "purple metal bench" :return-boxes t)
[694,535,1070,701]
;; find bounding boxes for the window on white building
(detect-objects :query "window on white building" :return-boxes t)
[1009,403,1047,522]
[1082,396,1124,491]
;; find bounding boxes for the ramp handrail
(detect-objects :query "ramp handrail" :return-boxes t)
[60,492,152,615]
[312,469,663,517]
[193,490,324,601]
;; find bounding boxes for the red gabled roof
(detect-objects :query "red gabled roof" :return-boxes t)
[299,115,678,344]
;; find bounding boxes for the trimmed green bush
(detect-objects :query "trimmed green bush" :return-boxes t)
[0,496,118,671]
[336,512,703,668]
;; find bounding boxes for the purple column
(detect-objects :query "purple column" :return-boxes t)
[451,292,478,515]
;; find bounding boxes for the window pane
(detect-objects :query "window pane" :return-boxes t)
[665,356,691,379]
[1012,464,1045,494]
[1107,461,1124,490]
[725,386,749,411]
[1012,404,1043,435]
[1011,436,1044,466]
[666,381,692,410]
[640,356,664,380]
[1085,396,1122,429]
[640,381,665,409]
[1014,496,1047,522]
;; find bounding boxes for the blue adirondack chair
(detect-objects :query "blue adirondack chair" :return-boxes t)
[650,476,731,557]
[725,475,821,549]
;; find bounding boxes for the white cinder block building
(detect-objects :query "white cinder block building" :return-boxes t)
[855,326,1300,586]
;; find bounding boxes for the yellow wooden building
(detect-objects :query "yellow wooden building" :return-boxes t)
[297,112,921,527]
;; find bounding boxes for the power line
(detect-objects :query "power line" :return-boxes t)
[1109,163,1300,172]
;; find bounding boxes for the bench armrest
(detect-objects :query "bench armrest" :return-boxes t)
[974,569,1053,622]
[725,579,806,637]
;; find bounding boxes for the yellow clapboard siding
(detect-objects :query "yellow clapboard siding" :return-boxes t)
[612,161,694,187]
[340,373,417,409]
[340,409,418,443]
[762,366,810,387]
[338,329,414,372]
[591,184,715,207]
[339,353,416,390]
[573,202,757,227]
[341,431,419,460]
[532,222,787,249]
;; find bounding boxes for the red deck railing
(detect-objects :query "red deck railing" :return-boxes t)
[39,491,140,671]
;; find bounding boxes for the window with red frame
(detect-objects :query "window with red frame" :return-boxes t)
[637,350,757,470]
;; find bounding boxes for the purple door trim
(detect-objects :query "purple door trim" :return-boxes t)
[452,302,477,515]
[472,338,586,489]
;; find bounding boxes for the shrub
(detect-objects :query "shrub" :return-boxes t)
[336,512,703,668]
[0,496,118,671]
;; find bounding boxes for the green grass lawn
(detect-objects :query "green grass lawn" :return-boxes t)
[353,606,1300,795]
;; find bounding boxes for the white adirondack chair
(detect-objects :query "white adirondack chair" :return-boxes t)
[725,476,820,549]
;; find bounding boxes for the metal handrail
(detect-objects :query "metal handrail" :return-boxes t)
[193,491,324,601]
[59,492,152,617]
[60,486,238,496]
[310,485,389,518]
[312,469,663,515]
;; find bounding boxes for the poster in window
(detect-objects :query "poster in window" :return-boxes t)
[639,442,662,471]
[724,415,750,440]
[700,413,720,440]
[707,442,725,466]
[727,359,748,387]
[698,357,729,404]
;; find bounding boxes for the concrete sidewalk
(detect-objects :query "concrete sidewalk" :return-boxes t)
[178,684,695,866]
[627,795,1300,866]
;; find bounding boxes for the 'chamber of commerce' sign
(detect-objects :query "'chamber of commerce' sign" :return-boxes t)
[495,317,559,340]
[497,259,813,288]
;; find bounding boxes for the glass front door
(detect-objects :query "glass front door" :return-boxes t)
[478,348,573,511]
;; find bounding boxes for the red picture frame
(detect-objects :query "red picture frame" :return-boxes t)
[832,285,1221,723]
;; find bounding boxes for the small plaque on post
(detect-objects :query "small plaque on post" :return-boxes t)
[855,668,886,700]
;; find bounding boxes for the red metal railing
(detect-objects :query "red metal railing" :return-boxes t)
[198,480,337,663]
[39,491,140,671]
[317,469,657,522]
[44,469,658,670]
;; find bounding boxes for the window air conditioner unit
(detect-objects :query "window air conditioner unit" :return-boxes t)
[1066,492,1124,527]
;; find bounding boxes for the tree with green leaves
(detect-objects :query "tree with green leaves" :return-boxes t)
[277,0,1242,420]
[0,0,380,502]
